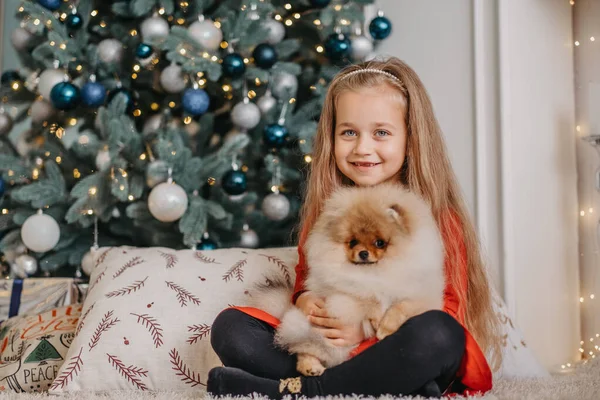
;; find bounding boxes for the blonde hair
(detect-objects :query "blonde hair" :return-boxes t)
[298,57,502,370]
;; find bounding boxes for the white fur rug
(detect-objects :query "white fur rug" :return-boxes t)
[0,359,597,400]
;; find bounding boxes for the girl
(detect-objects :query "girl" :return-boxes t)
[207,57,502,398]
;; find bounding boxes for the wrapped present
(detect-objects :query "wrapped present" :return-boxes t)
[0,279,84,321]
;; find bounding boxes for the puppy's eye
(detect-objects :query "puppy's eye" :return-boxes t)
[349,239,358,248]
[374,239,386,248]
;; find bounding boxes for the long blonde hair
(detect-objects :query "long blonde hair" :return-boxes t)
[298,57,502,370]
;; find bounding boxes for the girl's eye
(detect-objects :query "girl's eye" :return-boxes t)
[375,130,390,137]
[342,130,357,137]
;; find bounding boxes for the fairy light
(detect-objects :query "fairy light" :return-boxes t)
[294,13,301,19]
[33,19,40,25]
[177,18,185,25]
[68,118,77,126]
[211,55,219,62]
[151,103,160,111]
[50,41,56,46]
[580,297,584,303]
[316,45,324,53]
[1,209,8,215]
[591,37,596,42]
[55,156,62,164]
[128,195,135,201]
[255,78,261,86]
[285,19,293,26]
[76,65,83,71]
[222,84,232,92]
[248,90,256,99]
[580,210,586,216]
[131,73,138,80]
[169,101,176,108]
[220,41,228,49]
[88,187,97,196]
[32,169,40,180]
[575,41,580,46]
[284,3,292,10]
[244,58,250,64]
[184,116,192,124]
[577,125,581,132]
[139,153,147,160]
[73,169,81,179]
[59,43,67,50]
[133,65,141,72]
[99,21,107,28]
[274,14,282,21]
[87,209,94,215]
[91,10,98,16]
[589,208,594,213]
[334,4,342,10]
[130,29,138,36]
[304,155,312,163]
[214,21,221,28]
[158,8,165,15]
[314,19,321,25]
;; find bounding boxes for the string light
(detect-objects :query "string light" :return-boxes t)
[575,41,580,46]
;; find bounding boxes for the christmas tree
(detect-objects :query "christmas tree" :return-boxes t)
[0,0,391,278]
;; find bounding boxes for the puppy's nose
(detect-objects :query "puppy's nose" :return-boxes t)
[359,250,369,260]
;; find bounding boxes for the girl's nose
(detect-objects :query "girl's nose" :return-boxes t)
[353,134,373,155]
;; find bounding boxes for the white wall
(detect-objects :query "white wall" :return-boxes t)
[375,0,580,370]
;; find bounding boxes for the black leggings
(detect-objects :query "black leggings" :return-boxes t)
[210,308,466,397]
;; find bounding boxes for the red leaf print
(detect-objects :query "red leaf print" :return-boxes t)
[194,251,220,264]
[107,354,149,391]
[159,251,178,268]
[165,281,201,307]
[222,259,247,282]
[259,254,292,285]
[131,313,164,348]
[88,266,108,294]
[95,248,113,268]
[50,347,83,390]
[89,310,120,351]
[169,348,205,387]
[113,256,144,279]
[187,324,211,345]
[75,302,95,336]
[105,276,149,298]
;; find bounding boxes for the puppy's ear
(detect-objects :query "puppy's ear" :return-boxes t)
[387,204,410,235]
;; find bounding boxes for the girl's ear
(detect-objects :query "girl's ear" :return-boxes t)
[387,204,410,235]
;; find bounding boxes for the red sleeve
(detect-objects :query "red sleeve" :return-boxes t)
[441,212,468,324]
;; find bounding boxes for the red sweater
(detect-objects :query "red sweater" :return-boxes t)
[236,213,493,395]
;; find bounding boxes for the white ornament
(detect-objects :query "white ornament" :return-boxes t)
[261,192,290,221]
[264,19,286,45]
[81,249,95,276]
[11,27,35,51]
[148,181,188,222]
[98,38,124,64]
[271,72,298,99]
[240,225,259,248]
[351,36,374,61]
[0,112,13,136]
[188,19,223,51]
[30,98,56,125]
[95,148,111,171]
[231,100,261,130]
[21,210,61,253]
[13,254,38,278]
[38,69,66,99]
[142,113,165,136]
[160,64,188,94]
[257,90,277,114]
[141,16,170,42]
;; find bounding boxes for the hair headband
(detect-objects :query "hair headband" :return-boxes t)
[341,68,403,86]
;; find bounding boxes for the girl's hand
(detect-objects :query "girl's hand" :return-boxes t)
[296,291,365,346]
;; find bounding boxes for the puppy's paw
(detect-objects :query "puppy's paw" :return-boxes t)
[296,354,326,376]
[376,306,409,341]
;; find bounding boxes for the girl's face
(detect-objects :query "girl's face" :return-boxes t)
[334,84,407,187]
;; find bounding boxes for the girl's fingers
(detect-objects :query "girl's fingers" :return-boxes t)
[326,338,347,347]
[313,327,342,339]
[314,298,326,309]
[309,315,342,329]
[310,308,329,318]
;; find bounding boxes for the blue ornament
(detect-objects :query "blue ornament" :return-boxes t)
[136,43,153,59]
[1,71,21,85]
[182,88,210,116]
[81,81,106,108]
[253,43,278,69]
[66,13,83,30]
[263,123,289,148]
[0,177,5,197]
[222,53,246,78]
[222,169,247,195]
[37,0,61,11]
[324,33,351,61]
[50,82,81,110]
[369,15,392,40]
[196,237,218,250]
[107,88,134,112]
[310,0,331,7]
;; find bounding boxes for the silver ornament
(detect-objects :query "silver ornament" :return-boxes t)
[261,192,290,221]
[160,63,188,94]
[264,19,286,44]
[141,16,170,42]
[11,27,35,51]
[148,181,188,222]
[81,250,95,276]
[21,211,61,253]
[257,90,277,114]
[271,72,298,99]
[38,69,66,99]
[240,225,259,248]
[30,98,56,125]
[112,207,121,218]
[95,148,111,171]
[13,254,38,278]
[188,19,223,51]
[98,38,124,64]
[142,113,165,136]
[146,160,169,188]
[0,112,14,136]
[351,36,374,61]
[231,100,261,130]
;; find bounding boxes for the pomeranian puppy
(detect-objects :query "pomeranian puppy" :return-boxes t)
[249,182,445,376]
